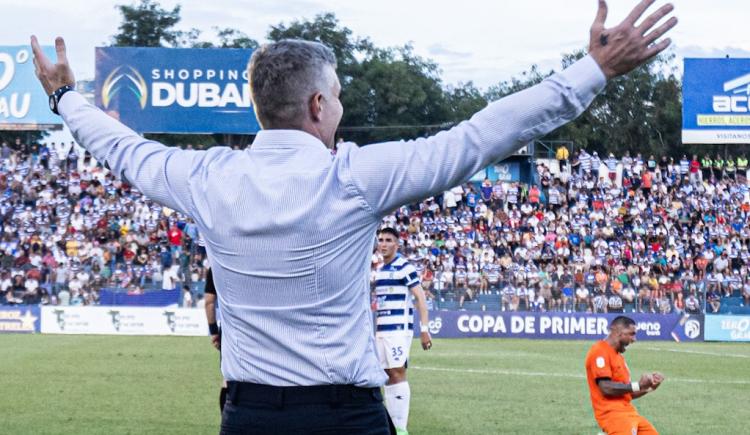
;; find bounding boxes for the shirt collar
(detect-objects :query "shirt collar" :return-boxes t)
[251,129,329,151]
[383,253,401,269]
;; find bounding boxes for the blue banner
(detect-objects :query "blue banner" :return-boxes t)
[0,45,61,129]
[418,312,703,342]
[487,162,520,182]
[95,47,259,134]
[0,306,41,333]
[704,314,750,342]
[683,58,750,144]
[98,288,181,307]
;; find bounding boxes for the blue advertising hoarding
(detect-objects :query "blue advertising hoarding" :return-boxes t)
[0,45,62,129]
[95,47,260,134]
[704,315,750,342]
[683,58,750,144]
[0,306,41,333]
[470,162,522,183]
[418,312,703,342]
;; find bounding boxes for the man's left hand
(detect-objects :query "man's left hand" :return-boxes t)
[30,35,75,95]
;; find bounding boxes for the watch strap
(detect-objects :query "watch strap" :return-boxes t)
[50,84,75,115]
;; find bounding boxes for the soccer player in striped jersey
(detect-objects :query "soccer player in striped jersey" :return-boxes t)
[374,227,432,435]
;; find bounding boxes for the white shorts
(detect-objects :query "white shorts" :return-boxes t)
[376,334,413,369]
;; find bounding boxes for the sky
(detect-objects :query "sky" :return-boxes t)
[1,0,749,141]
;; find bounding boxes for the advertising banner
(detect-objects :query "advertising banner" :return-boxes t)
[704,315,750,342]
[0,45,62,129]
[41,306,207,336]
[0,306,40,333]
[95,47,259,133]
[489,162,520,182]
[683,58,750,144]
[98,288,180,306]
[420,312,703,342]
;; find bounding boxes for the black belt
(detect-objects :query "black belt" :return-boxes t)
[226,381,382,407]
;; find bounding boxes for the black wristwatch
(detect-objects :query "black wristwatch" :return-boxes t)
[49,84,75,115]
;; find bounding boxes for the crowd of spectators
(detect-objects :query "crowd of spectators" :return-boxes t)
[0,138,208,307]
[371,148,750,315]
[3,138,750,315]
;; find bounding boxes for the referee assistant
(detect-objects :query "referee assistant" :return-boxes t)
[203,267,228,412]
[32,1,676,432]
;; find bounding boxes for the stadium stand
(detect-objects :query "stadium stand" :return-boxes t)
[2,138,750,316]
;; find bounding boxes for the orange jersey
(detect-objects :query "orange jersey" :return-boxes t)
[585,340,637,421]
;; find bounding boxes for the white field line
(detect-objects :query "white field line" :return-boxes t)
[644,347,750,359]
[411,365,750,385]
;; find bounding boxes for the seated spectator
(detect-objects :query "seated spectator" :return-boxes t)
[707,289,721,314]
[575,286,590,312]
[673,292,686,314]
[685,292,701,315]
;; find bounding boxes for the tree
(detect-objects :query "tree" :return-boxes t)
[268,13,456,144]
[112,0,185,47]
[483,49,684,157]
[444,82,487,123]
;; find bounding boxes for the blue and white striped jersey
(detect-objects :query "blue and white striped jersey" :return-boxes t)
[374,254,420,336]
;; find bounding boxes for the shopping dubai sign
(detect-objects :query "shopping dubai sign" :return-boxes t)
[95,47,260,134]
[683,58,750,144]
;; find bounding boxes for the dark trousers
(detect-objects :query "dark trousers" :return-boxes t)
[220,382,394,435]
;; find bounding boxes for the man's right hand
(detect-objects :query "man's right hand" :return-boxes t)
[30,35,75,95]
[638,373,655,390]
[588,0,678,80]
[650,371,665,389]
[211,333,221,350]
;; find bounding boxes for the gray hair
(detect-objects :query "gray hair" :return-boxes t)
[248,39,337,129]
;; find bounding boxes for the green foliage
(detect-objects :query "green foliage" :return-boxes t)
[487,49,685,157]
[109,5,687,155]
[268,14,460,144]
[112,0,184,47]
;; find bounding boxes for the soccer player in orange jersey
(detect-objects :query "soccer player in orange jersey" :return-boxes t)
[585,316,665,434]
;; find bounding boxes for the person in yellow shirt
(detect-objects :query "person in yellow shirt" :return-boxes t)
[556,145,570,173]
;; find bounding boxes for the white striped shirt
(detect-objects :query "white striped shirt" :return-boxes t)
[58,55,605,387]
[374,254,419,336]
[579,153,592,171]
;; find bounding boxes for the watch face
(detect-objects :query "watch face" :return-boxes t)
[49,95,56,111]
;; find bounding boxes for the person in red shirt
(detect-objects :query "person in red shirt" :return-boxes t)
[585,316,665,434]
[641,171,652,198]
[689,154,700,184]
[167,224,183,247]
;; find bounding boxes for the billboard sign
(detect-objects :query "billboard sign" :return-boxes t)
[683,58,750,144]
[419,312,703,342]
[95,47,259,134]
[0,306,40,333]
[0,45,62,129]
[704,314,750,342]
[41,306,208,336]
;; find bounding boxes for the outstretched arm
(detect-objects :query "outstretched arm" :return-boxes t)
[346,0,677,216]
[30,36,205,216]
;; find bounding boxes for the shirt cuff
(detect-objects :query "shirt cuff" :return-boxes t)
[559,54,607,101]
[57,90,88,118]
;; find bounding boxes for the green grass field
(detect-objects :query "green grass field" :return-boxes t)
[1,335,748,434]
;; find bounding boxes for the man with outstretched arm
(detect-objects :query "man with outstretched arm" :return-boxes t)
[31,1,676,432]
